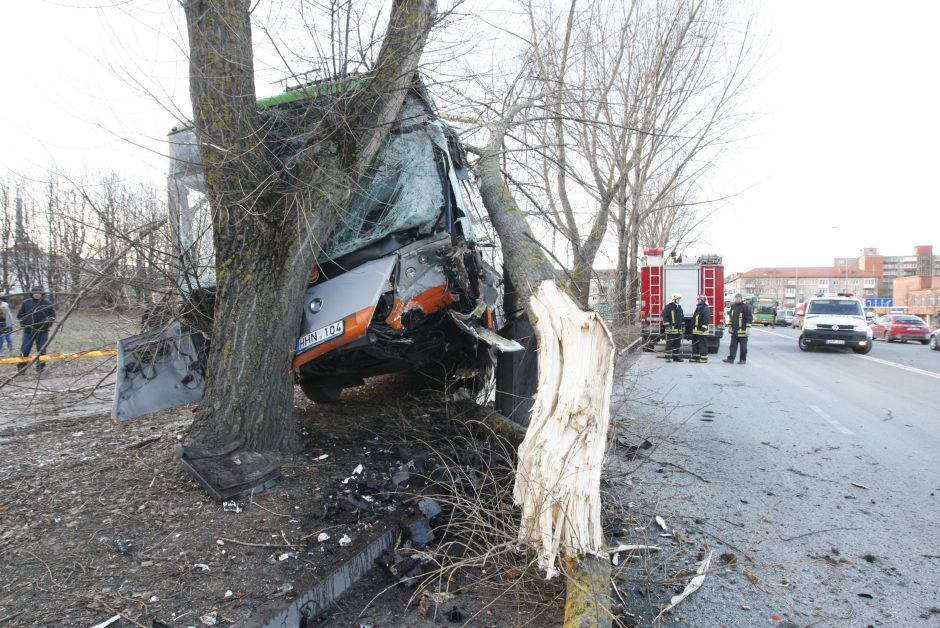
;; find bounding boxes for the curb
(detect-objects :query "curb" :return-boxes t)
[233,526,399,627]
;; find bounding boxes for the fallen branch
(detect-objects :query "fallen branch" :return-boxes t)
[780,526,860,542]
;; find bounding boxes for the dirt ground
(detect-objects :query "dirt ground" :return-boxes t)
[0,309,699,628]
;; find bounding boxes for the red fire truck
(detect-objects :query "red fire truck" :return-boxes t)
[639,248,725,354]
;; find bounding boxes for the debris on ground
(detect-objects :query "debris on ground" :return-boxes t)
[654,550,714,622]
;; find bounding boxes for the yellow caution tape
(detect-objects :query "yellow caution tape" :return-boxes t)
[0,349,117,364]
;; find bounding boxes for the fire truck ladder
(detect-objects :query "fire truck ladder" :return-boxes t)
[701,265,716,323]
[649,266,662,321]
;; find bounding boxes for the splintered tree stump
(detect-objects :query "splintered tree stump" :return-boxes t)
[514,281,615,576]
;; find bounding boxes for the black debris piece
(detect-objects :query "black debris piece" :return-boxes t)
[375,548,436,586]
[404,517,435,549]
[447,607,465,623]
[177,440,281,502]
[389,470,411,490]
[338,494,373,512]
[104,539,135,554]
[417,497,442,520]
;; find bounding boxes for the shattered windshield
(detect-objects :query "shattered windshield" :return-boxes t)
[321,97,446,261]
[167,93,450,282]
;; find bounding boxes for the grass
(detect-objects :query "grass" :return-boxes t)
[48,308,141,353]
[3,308,141,381]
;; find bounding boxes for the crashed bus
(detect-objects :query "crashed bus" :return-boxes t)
[112,76,520,421]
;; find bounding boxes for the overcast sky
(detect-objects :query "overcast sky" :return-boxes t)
[1,1,937,276]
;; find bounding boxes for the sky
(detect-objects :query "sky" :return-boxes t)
[1,1,938,276]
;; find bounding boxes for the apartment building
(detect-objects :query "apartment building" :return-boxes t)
[836,245,940,297]
[725,267,879,307]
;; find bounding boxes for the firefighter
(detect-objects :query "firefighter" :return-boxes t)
[691,294,711,363]
[662,292,684,362]
[723,293,753,364]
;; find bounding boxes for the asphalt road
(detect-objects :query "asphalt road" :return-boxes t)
[621,325,940,627]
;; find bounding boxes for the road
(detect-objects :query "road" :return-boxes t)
[619,325,940,627]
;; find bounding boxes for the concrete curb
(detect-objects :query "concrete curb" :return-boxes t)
[234,526,399,627]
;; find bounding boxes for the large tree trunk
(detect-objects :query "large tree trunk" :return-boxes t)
[182,0,436,451]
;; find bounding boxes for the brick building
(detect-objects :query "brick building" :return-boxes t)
[835,245,940,297]
[725,267,878,308]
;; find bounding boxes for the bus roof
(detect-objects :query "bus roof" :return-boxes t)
[168,73,369,135]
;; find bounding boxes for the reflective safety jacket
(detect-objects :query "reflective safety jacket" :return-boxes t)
[692,302,711,335]
[663,301,684,334]
[728,302,753,337]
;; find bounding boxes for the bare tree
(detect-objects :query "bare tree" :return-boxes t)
[611,0,756,324]
[513,0,637,308]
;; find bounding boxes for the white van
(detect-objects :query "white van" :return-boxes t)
[798,295,872,354]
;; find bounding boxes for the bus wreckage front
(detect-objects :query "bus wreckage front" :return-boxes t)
[112,82,521,428]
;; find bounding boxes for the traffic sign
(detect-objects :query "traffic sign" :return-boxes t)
[864,297,893,308]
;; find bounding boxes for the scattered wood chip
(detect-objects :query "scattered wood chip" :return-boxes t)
[608,544,661,553]
[654,550,713,624]
[850,482,870,490]
[655,515,668,531]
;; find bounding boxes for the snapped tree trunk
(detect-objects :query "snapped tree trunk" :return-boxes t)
[182,0,436,451]
[475,129,614,627]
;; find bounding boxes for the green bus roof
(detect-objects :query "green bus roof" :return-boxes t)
[168,73,368,135]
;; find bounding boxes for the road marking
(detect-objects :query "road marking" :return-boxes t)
[755,328,795,340]
[854,354,940,381]
[808,404,854,435]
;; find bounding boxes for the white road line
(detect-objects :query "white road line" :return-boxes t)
[755,328,795,340]
[854,354,940,381]
[808,404,855,435]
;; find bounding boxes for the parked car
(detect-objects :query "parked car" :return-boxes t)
[775,308,794,326]
[791,303,807,330]
[870,314,931,344]
[930,328,940,351]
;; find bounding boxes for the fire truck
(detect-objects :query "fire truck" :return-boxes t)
[639,248,725,354]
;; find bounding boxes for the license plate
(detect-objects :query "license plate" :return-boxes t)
[297,320,345,353]
[825,339,845,345]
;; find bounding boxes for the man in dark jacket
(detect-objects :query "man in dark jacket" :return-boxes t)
[662,292,684,362]
[723,293,752,364]
[690,294,711,363]
[17,285,56,374]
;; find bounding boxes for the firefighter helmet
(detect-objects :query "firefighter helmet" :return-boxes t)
[698,293,708,302]
[671,292,681,301]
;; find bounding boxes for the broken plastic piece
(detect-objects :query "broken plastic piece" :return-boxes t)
[177,440,281,502]
[104,539,135,555]
[449,311,524,352]
[417,498,442,520]
[404,517,435,549]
